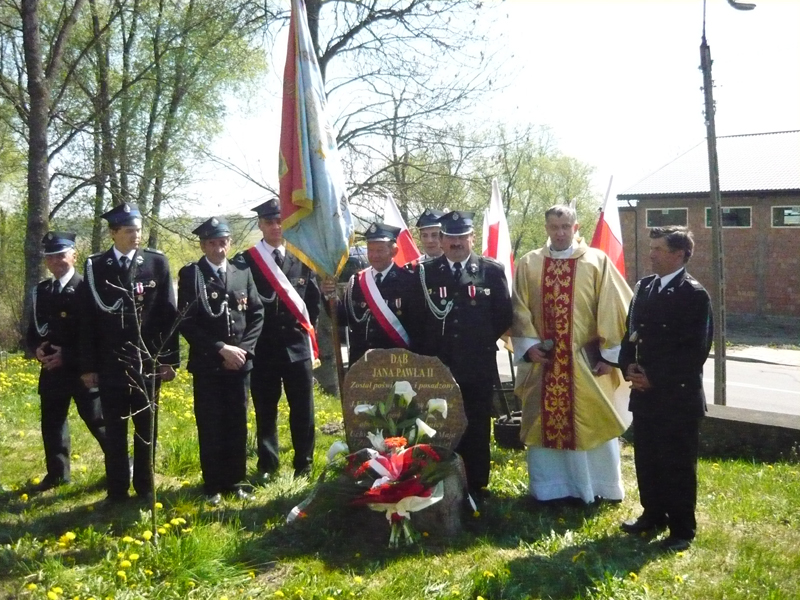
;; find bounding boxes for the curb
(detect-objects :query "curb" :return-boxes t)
[709,352,800,368]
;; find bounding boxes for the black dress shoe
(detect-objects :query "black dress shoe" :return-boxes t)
[293,467,312,479]
[620,517,667,535]
[101,493,130,507]
[34,476,67,492]
[660,536,692,552]
[232,488,255,501]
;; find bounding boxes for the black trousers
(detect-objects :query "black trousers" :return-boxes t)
[632,412,701,540]
[192,370,249,495]
[250,358,315,474]
[99,377,161,499]
[39,370,107,482]
[453,375,494,494]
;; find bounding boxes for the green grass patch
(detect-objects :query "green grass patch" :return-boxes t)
[2,354,799,599]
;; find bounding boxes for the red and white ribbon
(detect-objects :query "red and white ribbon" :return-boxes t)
[247,243,319,361]
[357,269,410,348]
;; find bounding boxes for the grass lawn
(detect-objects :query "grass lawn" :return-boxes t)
[1,353,799,600]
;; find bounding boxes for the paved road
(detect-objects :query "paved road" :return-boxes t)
[496,349,800,417]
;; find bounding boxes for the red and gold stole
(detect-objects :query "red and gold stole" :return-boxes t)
[540,257,576,450]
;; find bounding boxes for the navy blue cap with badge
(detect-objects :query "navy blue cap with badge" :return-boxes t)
[192,217,231,240]
[251,198,281,219]
[415,208,445,229]
[438,210,475,236]
[42,231,76,255]
[101,203,142,227]
[364,222,401,242]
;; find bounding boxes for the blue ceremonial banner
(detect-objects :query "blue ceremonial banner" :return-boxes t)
[279,0,354,278]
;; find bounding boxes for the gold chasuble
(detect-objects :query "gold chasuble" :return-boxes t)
[512,240,632,451]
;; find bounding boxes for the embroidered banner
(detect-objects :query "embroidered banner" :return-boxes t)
[247,243,319,362]
[356,270,410,348]
[540,257,576,450]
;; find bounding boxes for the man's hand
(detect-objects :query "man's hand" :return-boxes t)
[320,278,338,298]
[592,361,613,376]
[159,364,177,382]
[525,344,551,365]
[219,345,247,370]
[40,344,64,370]
[626,364,652,391]
[34,343,50,362]
[81,372,99,389]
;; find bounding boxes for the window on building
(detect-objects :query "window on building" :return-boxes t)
[772,206,800,227]
[646,208,687,228]
[704,207,752,228]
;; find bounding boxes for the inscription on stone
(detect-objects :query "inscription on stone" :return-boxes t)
[343,349,466,451]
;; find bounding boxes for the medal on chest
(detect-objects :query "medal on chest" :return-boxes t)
[439,286,448,305]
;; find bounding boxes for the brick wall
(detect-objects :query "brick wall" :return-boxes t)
[618,194,800,317]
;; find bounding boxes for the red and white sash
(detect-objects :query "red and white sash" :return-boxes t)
[356,269,410,348]
[247,243,319,362]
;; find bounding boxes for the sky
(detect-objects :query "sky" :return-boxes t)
[189,0,800,217]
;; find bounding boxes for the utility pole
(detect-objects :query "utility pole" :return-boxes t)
[699,0,755,406]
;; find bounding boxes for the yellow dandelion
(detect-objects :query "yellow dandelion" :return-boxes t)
[483,570,495,578]
[134,540,143,546]
[117,571,127,580]
[73,454,81,460]
[157,527,167,535]
[181,481,190,487]
[478,596,486,600]
[674,575,683,583]
[169,517,186,526]
[32,477,41,485]
[273,592,284,598]
[186,581,196,589]
[26,583,38,591]
[162,523,171,529]
[144,570,153,576]
[117,552,125,559]
[128,553,139,561]
[767,465,774,470]
[120,560,131,569]
[422,531,429,537]
[248,571,256,579]
[52,587,63,594]
[443,569,450,575]
[122,536,134,543]
[141,530,153,541]
[629,572,638,581]
[154,502,163,509]
[181,527,193,533]
[473,510,480,518]
[47,591,58,600]
[676,551,686,558]
[20,493,29,502]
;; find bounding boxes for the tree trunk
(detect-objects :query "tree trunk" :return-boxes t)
[20,0,50,339]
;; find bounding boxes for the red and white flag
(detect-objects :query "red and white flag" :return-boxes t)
[383,193,422,267]
[589,178,626,277]
[482,178,514,293]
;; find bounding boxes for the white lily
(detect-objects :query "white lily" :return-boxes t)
[393,381,417,406]
[325,440,350,463]
[426,398,448,420]
[367,430,386,452]
[415,418,437,440]
[354,403,377,416]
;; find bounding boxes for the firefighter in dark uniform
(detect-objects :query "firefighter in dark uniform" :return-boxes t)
[322,223,423,366]
[416,211,512,499]
[232,199,320,480]
[415,208,445,262]
[79,203,179,503]
[178,217,264,504]
[26,232,107,491]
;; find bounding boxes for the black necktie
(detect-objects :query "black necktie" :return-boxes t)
[651,278,661,296]
[273,249,284,268]
[217,267,226,287]
[119,256,129,270]
[453,262,462,283]
[375,272,383,286]
[52,280,61,294]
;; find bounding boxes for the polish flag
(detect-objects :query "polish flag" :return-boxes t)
[589,179,626,277]
[384,193,422,266]
[482,178,514,293]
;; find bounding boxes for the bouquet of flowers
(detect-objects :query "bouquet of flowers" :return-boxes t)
[287,381,458,547]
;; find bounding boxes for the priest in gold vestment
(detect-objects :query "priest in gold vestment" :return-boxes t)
[512,205,632,504]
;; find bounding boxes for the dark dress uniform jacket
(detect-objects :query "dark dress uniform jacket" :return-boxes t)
[619,270,713,418]
[232,250,319,363]
[338,264,423,365]
[177,260,264,372]
[79,247,179,375]
[27,272,85,391]
[418,253,512,382]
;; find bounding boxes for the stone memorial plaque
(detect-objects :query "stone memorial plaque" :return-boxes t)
[343,349,466,452]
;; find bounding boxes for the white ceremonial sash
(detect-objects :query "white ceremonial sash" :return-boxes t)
[357,269,410,348]
[247,243,319,362]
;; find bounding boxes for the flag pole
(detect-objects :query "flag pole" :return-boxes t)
[328,295,346,395]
